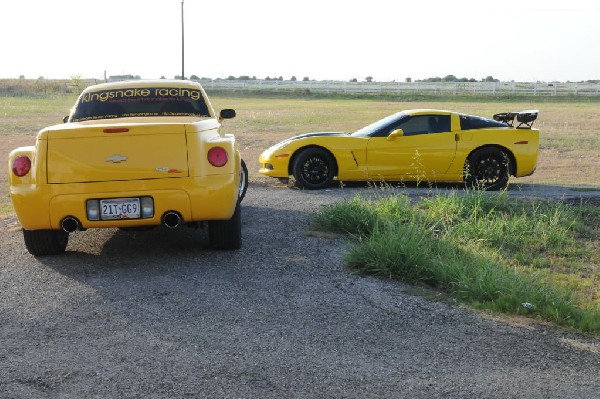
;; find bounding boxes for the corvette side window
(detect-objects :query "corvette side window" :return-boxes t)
[427,115,451,133]
[393,115,450,136]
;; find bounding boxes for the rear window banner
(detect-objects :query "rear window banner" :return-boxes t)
[79,88,204,103]
[72,87,210,122]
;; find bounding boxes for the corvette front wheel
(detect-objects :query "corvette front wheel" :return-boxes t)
[292,148,335,190]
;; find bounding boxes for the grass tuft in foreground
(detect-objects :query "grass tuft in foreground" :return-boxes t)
[313,190,600,335]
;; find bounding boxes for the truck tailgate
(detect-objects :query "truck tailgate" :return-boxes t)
[46,124,189,184]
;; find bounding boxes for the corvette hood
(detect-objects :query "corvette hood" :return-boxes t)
[280,132,348,145]
[291,132,348,139]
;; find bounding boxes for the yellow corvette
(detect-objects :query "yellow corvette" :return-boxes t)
[8,80,247,255]
[259,109,539,190]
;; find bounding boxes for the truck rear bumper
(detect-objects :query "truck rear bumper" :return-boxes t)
[10,175,239,230]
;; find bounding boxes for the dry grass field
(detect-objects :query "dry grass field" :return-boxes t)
[1,94,599,217]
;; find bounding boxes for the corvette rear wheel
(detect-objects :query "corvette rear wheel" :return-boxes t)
[465,147,510,191]
[292,148,335,190]
[23,229,69,256]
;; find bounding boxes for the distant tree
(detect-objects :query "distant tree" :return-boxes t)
[483,75,499,82]
[278,76,283,81]
[238,75,251,81]
[265,76,271,80]
[190,75,199,80]
[365,76,373,82]
[160,76,166,79]
[291,76,297,81]
[226,75,237,80]
[302,76,310,81]
[350,78,358,82]
[174,75,187,80]
[405,77,412,83]
[252,76,257,80]
[442,75,457,82]
[19,75,25,79]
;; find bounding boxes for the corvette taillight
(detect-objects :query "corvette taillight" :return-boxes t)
[12,156,31,177]
[207,147,228,167]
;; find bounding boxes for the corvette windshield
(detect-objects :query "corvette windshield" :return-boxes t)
[351,112,408,137]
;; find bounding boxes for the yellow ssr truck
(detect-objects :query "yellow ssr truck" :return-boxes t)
[8,80,248,255]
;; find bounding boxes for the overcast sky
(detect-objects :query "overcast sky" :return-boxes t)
[2,0,599,82]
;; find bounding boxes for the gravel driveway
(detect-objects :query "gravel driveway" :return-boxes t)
[1,182,599,398]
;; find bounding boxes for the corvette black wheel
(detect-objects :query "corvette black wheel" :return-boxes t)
[465,147,510,191]
[292,148,335,190]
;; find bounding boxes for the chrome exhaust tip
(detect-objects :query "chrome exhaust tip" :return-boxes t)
[61,216,80,233]
[162,211,182,229]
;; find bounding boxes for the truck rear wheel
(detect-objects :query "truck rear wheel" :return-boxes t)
[23,229,69,256]
[208,203,241,250]
[239,159,248,203]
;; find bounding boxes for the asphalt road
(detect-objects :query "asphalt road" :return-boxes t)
[1,182,599,398]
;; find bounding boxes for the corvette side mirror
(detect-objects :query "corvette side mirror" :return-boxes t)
[63,115,69,123]
[387,129,404,141]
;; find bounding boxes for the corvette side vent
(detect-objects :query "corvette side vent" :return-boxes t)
[493,110,539,129]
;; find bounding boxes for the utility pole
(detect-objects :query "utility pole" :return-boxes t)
[181,0,185,80]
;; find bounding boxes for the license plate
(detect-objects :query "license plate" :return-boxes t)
[100,198,141,220]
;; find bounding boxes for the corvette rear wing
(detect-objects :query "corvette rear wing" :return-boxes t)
[493,110,538,129]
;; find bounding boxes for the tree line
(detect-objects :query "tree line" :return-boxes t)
[175,75,501,83]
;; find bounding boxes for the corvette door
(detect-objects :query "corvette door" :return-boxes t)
[366,114,457,180]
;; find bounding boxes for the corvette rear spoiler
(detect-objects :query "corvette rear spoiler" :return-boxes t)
[493,110,538,129]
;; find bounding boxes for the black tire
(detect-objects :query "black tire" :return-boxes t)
[292,148,335,190]
[208,202,241,250]
[465,147,510,191]
[238,159,248,203]
[23,229,69,256]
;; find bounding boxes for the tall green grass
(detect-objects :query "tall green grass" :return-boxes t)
[313,191,600,334]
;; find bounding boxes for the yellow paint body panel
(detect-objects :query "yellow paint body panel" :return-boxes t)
[8,80,241,231]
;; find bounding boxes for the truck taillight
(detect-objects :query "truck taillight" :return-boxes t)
[12,156,31,177]
[207,147,228,167]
